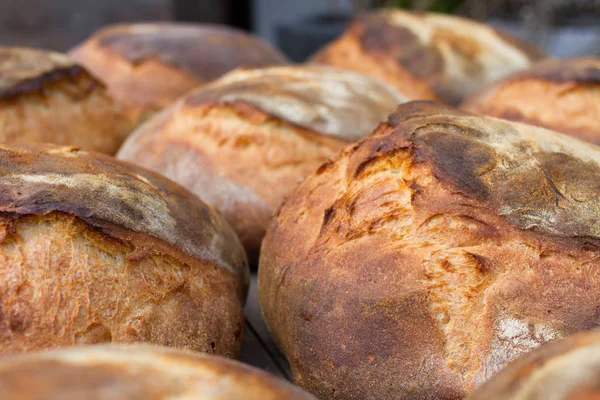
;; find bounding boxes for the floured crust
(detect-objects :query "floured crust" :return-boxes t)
[469,330,600,399]
[462,57,600,144]
[117,65,407,262]
[0,47,133,154]
[70,23,289,121]
[259,101,600,399]
[0,143,248,285]
[312,9,546,104]
[0,344,317,399]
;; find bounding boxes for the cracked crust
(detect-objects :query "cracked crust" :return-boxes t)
[0,47,133,154]
[0,344,317,399]
[259,101,600,399]
[0,143,248,355]
[117,65,408,262]
[462,57,600,144]
[70,23,289,122]
[311,9,546,105]
[469,330,600,400]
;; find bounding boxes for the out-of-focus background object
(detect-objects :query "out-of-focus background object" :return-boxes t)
[1,1,597,60]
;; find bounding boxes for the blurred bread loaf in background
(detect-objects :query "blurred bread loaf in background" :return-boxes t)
[0,47,132,154]
[462,57,600,144]
[311,9,547,104]
[70,23,290,122]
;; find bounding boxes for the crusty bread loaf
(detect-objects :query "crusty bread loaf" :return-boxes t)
[469,330,600,400]
[70,23,289,122]
[0,47,132,154]
[259,101,600,399]
[311,9,546,104]
[117,65,409,262]
[0,344,316,399]
[462,57,600,144]
[0,143,248,357]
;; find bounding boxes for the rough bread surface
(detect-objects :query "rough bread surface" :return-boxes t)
[118,65,408,262]
[0,344,317,399]
[0,143,248,356]
[312,9,546,104]
[0,47,132,154]
[462,57,600,144]
[259,101,600,399]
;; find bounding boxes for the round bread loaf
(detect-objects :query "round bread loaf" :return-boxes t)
[259,101,600,399]
[0,344,316,399]
[117,65,409,262]
[70,23,289,122]
[311,9,546,105]
[0,47,132,154]
[0,143,248,357]
[462,57,600,144]
[469,330,600,400]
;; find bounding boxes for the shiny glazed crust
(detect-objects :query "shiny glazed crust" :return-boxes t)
[0,344,317,399]
[259,101,600,399]
[469,330,600,400]
[117,65,407,261]
[0,143,248,356]
[462,57,600,144]
[70,23,289,121]
[312,9,546,105]
[0,47,133,154]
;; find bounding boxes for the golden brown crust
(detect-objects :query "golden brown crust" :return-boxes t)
[118,65,407,262]
[0,344,317,399]
[311,9,546,105]
[0,212,244,356]
[0,47,133,154]
[469,330,600,400]
[461,57,600,144]
[0,143,248,283]
[70,23,289,121]
[259,101,600,399]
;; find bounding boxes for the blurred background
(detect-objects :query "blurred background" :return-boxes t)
[1,0,598,61]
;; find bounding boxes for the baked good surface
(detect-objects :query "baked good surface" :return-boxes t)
[311,9,546,104]
[462,57,600,144]
[70,23,289,121]
[0,47,132,154]
[0,344,316,399]
[259,101,600,399]
[117,65,408,262]
[0,143,248,356]
[469,330,600,399]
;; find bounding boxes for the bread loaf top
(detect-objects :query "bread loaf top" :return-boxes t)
[0,143,248,283]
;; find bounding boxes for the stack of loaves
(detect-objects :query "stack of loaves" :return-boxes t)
[0,7,599,400]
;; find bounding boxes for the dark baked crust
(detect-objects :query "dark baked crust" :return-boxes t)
[312,9,546,105]
[469,330,600,399]
[461,57,600,144]
[0,344,317,399]
[0,143,248,287]
[259,101,600,399]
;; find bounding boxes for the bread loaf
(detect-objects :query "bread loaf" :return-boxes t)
[0,344,316,399]
[469,330,600,399]
[259,101,600,399]
[0,143,248,357]
[312,9,546,104]
[117,65,409,262]
[462,57,600,144]
[70,23,289,122]
[0,47,132,154]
